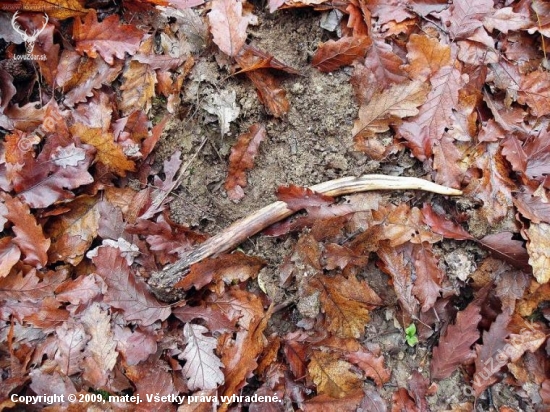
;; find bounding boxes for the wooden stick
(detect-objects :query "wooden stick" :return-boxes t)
[148,175,462,301]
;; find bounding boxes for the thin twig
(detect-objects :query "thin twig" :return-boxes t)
[148,175,462,301]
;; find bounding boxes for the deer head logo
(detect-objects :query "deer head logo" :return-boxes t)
[11,11,49,54]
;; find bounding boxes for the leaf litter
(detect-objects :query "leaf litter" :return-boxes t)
[0,0,550,411]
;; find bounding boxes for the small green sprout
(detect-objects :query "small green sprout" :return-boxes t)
[405,323,419,347]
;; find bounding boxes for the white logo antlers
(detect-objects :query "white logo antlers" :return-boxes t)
[11,11,49,54]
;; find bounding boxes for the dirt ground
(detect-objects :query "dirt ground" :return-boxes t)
[151,6,518,411]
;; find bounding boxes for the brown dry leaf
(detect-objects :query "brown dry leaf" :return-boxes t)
[309,274,381,338]
[465,143,515,224]
[514,189,550,225]
[398,65,463,160]
[412,243,443,312]
[430,293,484,380]
[219,294,270,412]
[0,267,67,302]
[92,247,171,326]
[308,350,363,398]
[352,80,429,151]
[421,204,473,241]
[0,238,20,278]
[472,312,511,396]
[181,323,225,391]
[245,70,290,118]
[125,356,177,411]
[56,51,123,107]
[479,232,530,272]
[80,302,118,388]
[345,348,391,387]
[74,10,144,64]
[70,123,135,176]
[54,319,88,376]
[405,34,451,81]
[526,222,550,284]
[276,185,334,212]
[438,0,493,39]
[175,252,265,291]
[312,36,372,73]
[363,39,407,90]
[374,204,442,246]
[377,243,419,317]
[391,387,418,412]
[505,328,546,363]
[235,44,299,74]
[1,193,50,267]
[224,123,266,201]
[208,0,257,57]
[119,61,157,115]
[518,69,550,118]
[45,195,100,266]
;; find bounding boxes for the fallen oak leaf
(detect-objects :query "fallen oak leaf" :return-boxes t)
[235,44,299,74]
[0,238,20,278]
[225,123,266,201]
[242,69,290,118]
[92,246,171,326]
[479,232,530,273]
[174,252,265,291]
[421,203,473,240]
[180,323,225,391]
[70,123,135,177]
[208,0,257,57]
[1,193,50,267]
[308,350,363,398]
[74,9,144,65]
[276,185,334,211]
[312,36,372,73]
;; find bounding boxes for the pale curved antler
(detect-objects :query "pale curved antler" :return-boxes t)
[11,11,49,54]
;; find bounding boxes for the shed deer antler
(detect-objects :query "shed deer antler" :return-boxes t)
[11,11,49,54]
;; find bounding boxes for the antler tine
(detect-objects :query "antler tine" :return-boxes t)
[11,11,26,37]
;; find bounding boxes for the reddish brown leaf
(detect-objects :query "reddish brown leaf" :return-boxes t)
[45,195,100,266]
[352,80,429,148]
[438,0,494,39]
[412,243,443,312]
[235,44,299,74]
[0,237,20,278]
[276,185,334,212]
[345,348,391,387]
[224,123,266,201]
[377,244,419,317]
[421,204,474,241]
[74,10,144,64]
[173,305,234,333]
[119,60,157,115]
[308,350,363,398]
[0,267,67,302]
[92,247,171,325]
[309,274,381,338]
[219,292,270,411]
[363,39,407,90]
[1,193,50,267]
[174,252,265,291]
[245,70,290,118]
[208,0,257,57]
[514,189,550,224]
[478,232,530,273]
[398,65,462,160]
[472,312,512,396]
[312,36,372,73]
[430,296,483,380]
[391,388,418,412]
